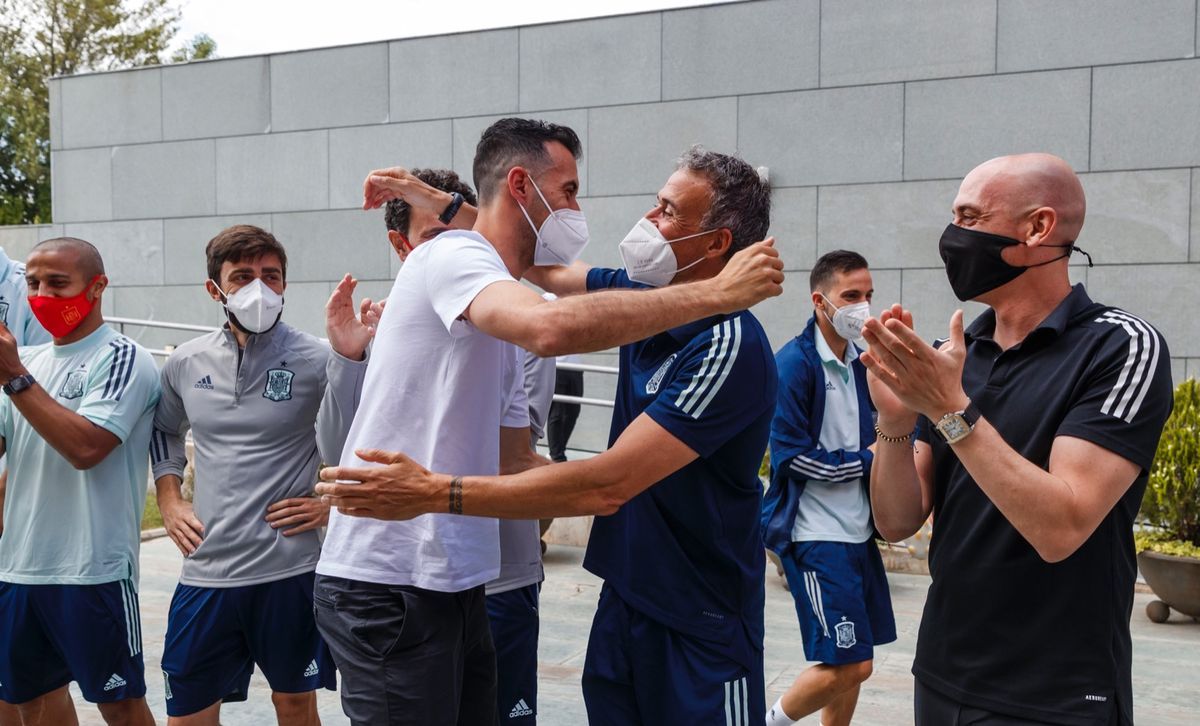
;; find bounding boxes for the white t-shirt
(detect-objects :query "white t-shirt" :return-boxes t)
[317,231,522,592]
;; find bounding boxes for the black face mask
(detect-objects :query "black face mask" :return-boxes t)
[938,223,1092,301]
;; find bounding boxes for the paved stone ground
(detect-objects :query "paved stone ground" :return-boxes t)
[70,537,1200,724]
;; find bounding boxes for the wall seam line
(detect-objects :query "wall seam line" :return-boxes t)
[1087,66,1094,172]
[816,0,822,88]
[993,0,1000,73]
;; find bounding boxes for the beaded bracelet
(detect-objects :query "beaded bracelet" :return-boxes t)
[874,423,912,445]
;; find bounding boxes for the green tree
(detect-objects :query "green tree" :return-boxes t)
[170,32,217,63]
[0,0,183,225]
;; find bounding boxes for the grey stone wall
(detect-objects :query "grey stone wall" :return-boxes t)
[5,0,1199,453]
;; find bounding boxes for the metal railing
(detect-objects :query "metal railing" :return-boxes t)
[107,316,620,408]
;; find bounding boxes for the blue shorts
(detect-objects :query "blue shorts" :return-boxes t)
[487,583,540,724]
[160,570,335,717]
[0,579,147,704]
[781,540,897,665]
[582,584,765,726]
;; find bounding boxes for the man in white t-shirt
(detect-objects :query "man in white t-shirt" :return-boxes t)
[313,117,784,725]
[381,168,554,725]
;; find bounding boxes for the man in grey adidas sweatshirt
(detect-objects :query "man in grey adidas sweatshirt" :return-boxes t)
[150,224,369,726]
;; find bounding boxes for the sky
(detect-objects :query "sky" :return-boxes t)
[174,0,736,58]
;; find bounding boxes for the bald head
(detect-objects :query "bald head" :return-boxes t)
[957,153,1086,242]
[31,237,106,279]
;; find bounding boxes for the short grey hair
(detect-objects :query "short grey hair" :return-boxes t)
[677,145,771,256]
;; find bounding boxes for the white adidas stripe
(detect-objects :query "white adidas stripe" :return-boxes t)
[689,318,742,419]
[790,456,862,476]
[1097,311,1159,423]
[805,572,830,637]
[789,457,863,481]
[1105,311,1160,423]
[675,321,727,410]
[723,676,749,726]
[678,320,734,415]
[119,580,140,656]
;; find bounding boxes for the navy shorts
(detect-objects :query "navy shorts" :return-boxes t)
[0,579,147,704]
[781,540,897,665]
[582,584,765,726]
[160,570,335,717]
[486,583,540,724]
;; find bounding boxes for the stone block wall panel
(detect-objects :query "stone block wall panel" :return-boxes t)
[270,44,389,132]
[162,58,271,140]
[820,0,996,86]
[60,68,161,149]
[997,0,1196,72]
[111,140,217,220]
[1092,60,1200,171]
[390,30,519,122]
[328,121,453,209]
[589,98,738,196]
[663,0,819,99]
[51,148,113,223]
[904,69,1091,180]
[519,14,661,111]
[738,84,904,187]
[216,131,329,215]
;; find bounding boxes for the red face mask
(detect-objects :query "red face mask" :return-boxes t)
[28,277,100,339]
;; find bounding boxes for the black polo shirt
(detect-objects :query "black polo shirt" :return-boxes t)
[914,284,1173,725]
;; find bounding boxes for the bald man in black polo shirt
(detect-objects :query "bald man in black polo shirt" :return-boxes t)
[861,153,1172,726]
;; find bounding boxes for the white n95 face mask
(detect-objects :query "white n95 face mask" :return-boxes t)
[822,294,870,342]
[518,177,590,266]
[214,278,284,334]
[618,217,711,287]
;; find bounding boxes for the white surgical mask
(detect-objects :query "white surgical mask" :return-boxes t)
[517,177,590,266]
[213,278,284,334]
[618,217,712,287]
[821,294,870,342]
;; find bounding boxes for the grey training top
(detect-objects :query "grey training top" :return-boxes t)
[522,348,556,442]
[487,348,557,596]
[151,322,366,587]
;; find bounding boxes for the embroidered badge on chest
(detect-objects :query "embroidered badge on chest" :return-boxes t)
[58,368,87,400]
[263,368,294,402]
[0,300,9,326]
[645,353,677,395]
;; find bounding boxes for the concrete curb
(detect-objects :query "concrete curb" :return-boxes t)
[141,527,168,542]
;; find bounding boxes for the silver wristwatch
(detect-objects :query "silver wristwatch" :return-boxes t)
[933,401,980,444]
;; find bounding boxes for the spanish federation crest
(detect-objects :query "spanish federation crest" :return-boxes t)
[835,617,857,649]
[263,368,294,402]
[58,368,87,400]
[645,354,677,395]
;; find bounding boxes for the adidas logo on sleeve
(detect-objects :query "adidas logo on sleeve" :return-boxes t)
[303,660,320,678]
[193,375,215,390]
[103,673,127,692]
[508,699,533,718]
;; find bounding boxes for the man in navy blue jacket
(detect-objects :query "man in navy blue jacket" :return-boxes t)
[761,251,896,726]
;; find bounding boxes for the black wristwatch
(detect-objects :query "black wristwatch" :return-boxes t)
[438,192,465,224]
[2,373,36,396]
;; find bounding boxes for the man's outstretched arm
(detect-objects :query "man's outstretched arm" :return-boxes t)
[467,239,783,358]
[316,413,697,521]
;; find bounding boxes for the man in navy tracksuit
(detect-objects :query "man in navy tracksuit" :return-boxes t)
[760,251,896,726]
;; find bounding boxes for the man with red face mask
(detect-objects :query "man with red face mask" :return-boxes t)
[0,237,161,726]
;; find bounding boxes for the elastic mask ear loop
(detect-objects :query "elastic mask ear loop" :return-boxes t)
[1029,242,1093,269]
[820,293,838,326]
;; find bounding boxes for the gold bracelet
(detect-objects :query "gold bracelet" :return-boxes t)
[874,423,911,445]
